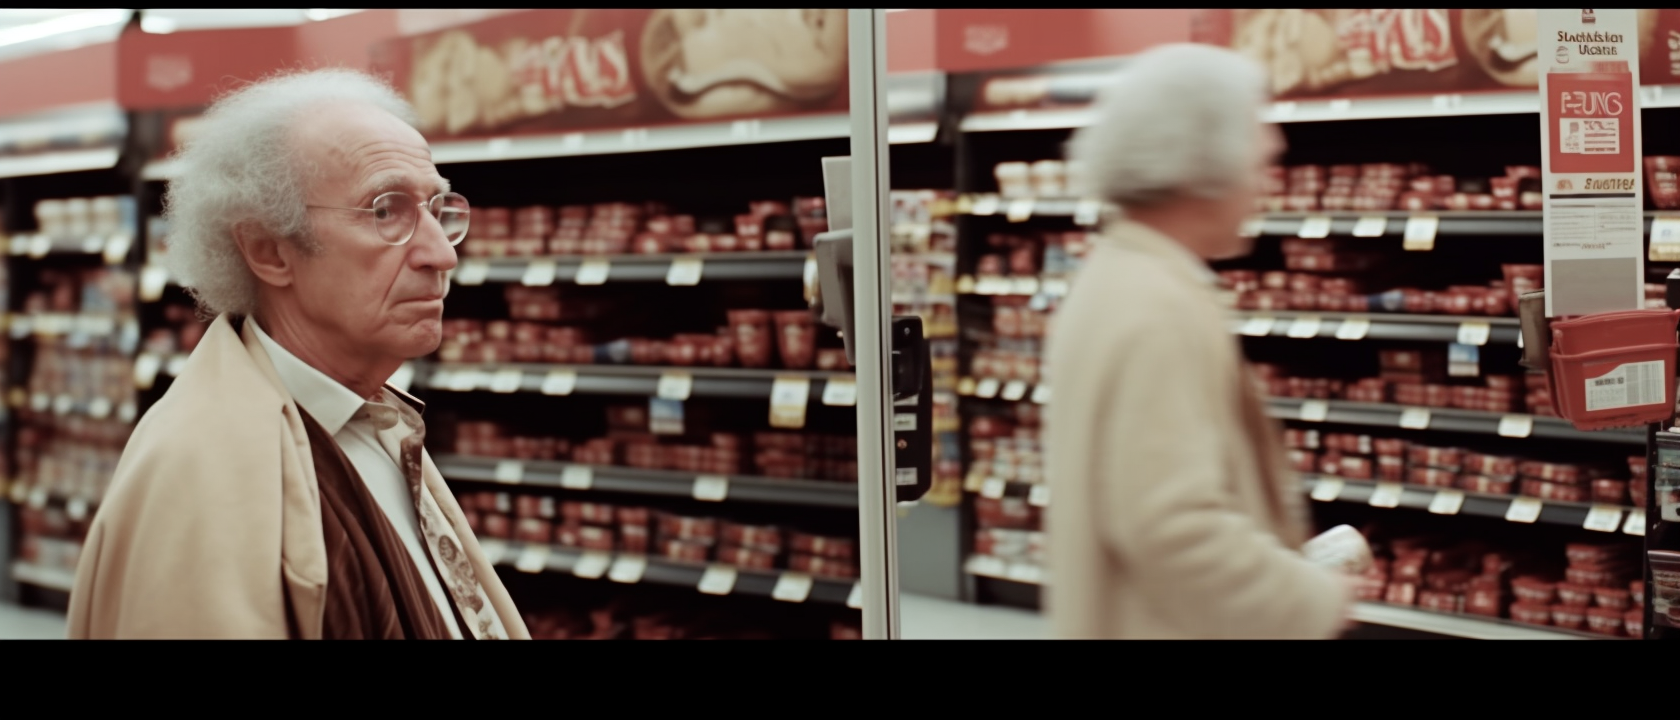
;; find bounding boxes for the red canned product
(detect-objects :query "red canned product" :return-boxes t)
[1512,577,1556,604]
[1551,605,1587,630]
[1408,445,1462,471]
[1591,478,1627,505]
[1556,583,1594,607]
[1459,474,1514,495]
[1625,608,1644,638]
[1511,602,1552,626]
[1462,452,1517,478]
[1409,466,1457,488]
[1593,586,1631,610]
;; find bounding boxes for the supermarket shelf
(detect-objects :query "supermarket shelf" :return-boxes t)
[1254,210,1542,237]
[1266,397,1645,445]
[478,539,860,606]
[1301,474,1642,533]
[957,194,1107,221]
[1349,602,1602,641]
[964,554,1047,586]
[11,390,136,423]
[434,454,858,509]
[1230,311,1521,345]
[0,147,121,179]
[416,362,854,403]
[955,377,1051,404]
[5,232,133,260]
[453,251,810,285]
[955,275,1072,298]
[10,561,76,593]
[5,312,129,340]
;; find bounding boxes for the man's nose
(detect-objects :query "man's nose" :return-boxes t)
[409,210,459,273]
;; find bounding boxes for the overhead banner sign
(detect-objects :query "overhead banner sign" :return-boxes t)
[1539,9,1644,317]
[369,9,851,141]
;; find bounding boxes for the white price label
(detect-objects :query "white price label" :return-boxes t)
[1652,217,1680,261]
[1352,216,1388,238]
[164,355,188,378]
[608,554,648,584]
[1031,384,1052,404]
[1299,400,1330,422]
[769,376,811,429]
[771,572,815,603]
[28,235,51,258]
[980,477,1007,499]
[520,260,557,287]
[489,369,523,394]
[428,370,454,390]
[29,393,48,412]
[693,475,730,502]
[139,266,170,302]
[1584,505,1623,533]
[572,550,612,580]
[1001,380,1028,401]
[28,486,48,509]
[657,371,693,401]
[1335,317,1372,341]
[53,394,73,416]
[1457,321,1491,347]
[1497,414,1534,438]
[454,260,489,286]
[1506,497,1544,524]
[118,401,137,423]
[666,257,703,286]
[449,370,484,392]
[1042,278,1071,297]
[1011,276,1040,296]
[388,363,415,393]
[1625,509,1647,536]
[575,259,611,285]
[103,234,131,265]
[1074,199,1102,226]
[514,544,550,574]
[1006,198,1035,222]
[493,460,524,484]
[975,378,1001,399]
[81,235,105,254]
[958,377,976,396]
[87,397,111,419]
[1368,482,1404,509]
[133,353,162,390]
[1403,215,1439,251]
[481,540,507,566]
[1428,489,1466,515]
[560,465,593,491]
[1028,484,1051,507]
[541,369,578,396]
[1238,216,1265,238]
[1297,215,1332,239]
[1239,316,1276,337]
[698,564,739,595]
[1310,478,1344,502]
[1287,316,1323,339]
[971,195,1001,216]
[821,378,858,407]
[847,582,864,609]
[1399,407,1432,430]
[66,497,89,522]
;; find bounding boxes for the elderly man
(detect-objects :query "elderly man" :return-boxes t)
[1044,44,1358,639]
[67,69,528,639]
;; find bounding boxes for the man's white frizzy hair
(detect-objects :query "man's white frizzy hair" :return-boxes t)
[1067,43,1270,209]
[163,68,419,317]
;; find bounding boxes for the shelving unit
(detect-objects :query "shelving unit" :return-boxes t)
[435,454,860,509]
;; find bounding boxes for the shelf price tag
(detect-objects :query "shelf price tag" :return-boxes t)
[821,377,857,407]
[448,370,484,392]
[1011,276,1040,296]
[963,469,985,493]
[1031,384,1052,404]
[454,260,489,286]
[1352,216,1388,238]
[575,259,611,285]
[769,376,811,429]
[1651,217,1680,261]
[1006,198,1035,222]
[103,234,131,265]
[87,397,112,420]
[1028,484,1051,507]
[66,497,89,522]
[1309,478,1344,502]
[697,564,739,596]
[1239,316,1276,337]
[955,275,977,294]
[1368,482,1404,509]
[1497,414,1534,439]
[693,475,730,502]
[1428,489,1466,515]
[1074,199,1103,226]
[1506,497,1544,523]
[541,369,578,396]
[1583,505,1623,533]
[133,353,162,390]
[53,394,73,416]
[980,477,1007,499]
[80,235,105,254]
[27,485,48,510]
[971,195,1001,216]
[1456,321,1491,347]
[666,257,704,286]
[1287,316,1323,339]
[771,572,815,603]
[1041,278,1071,297]
[1624,509,1647,536]
[1238,216,1265,238]
[1399,407,1432,430]
[847,582,864,609]
[480,540,507,566]
[388,363,415,393]
[117,401,137,423]
[608,554,648,583]
[514,544,550,574]
[520,259,558,287]
[957,377,977,396]
[975,378,1001,399]
[165,354,189,378]
[1299,400,1330,422]
[572,550,612,580]
[489,369,523,394]
[1000,380,1029,401]
[1335,317,1372,341]
[28,235,51,258]
[139,266,170,302]
[1297,215,1332,239]
[493,460,524,484]
[7,480,26,504]
[560,465,593,491]
[657,371,693,401]
[1403,214,1439,251]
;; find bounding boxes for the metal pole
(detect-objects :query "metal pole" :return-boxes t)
[847,8,900,640]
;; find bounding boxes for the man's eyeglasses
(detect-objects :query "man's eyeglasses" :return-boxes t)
[307,191,471,246]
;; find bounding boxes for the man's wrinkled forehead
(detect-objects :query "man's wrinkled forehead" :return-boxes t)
[294,100,447,198]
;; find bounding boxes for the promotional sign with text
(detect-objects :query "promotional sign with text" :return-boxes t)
[1539,9,1644,317]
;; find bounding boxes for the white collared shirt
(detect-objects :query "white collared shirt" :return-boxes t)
[250,320,462,639]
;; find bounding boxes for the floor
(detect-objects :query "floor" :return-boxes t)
[0,593,1045,640]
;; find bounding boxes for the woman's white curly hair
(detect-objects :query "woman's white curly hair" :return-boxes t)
[1067,43,1270,209]
[162,68,419,317]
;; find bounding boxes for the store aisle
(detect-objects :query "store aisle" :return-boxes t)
[0,602,66,640]
[900,593,1048,640]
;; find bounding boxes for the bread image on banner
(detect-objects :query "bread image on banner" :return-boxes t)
[411,30,520,136]
[641,9,847,119]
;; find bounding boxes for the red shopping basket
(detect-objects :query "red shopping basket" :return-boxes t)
[1546,308,1680,431]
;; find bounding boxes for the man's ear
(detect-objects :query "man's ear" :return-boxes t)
[232,221,294,290]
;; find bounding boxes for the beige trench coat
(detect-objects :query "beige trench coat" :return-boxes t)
[1043,220,1351,639]
[67,315,530,639]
